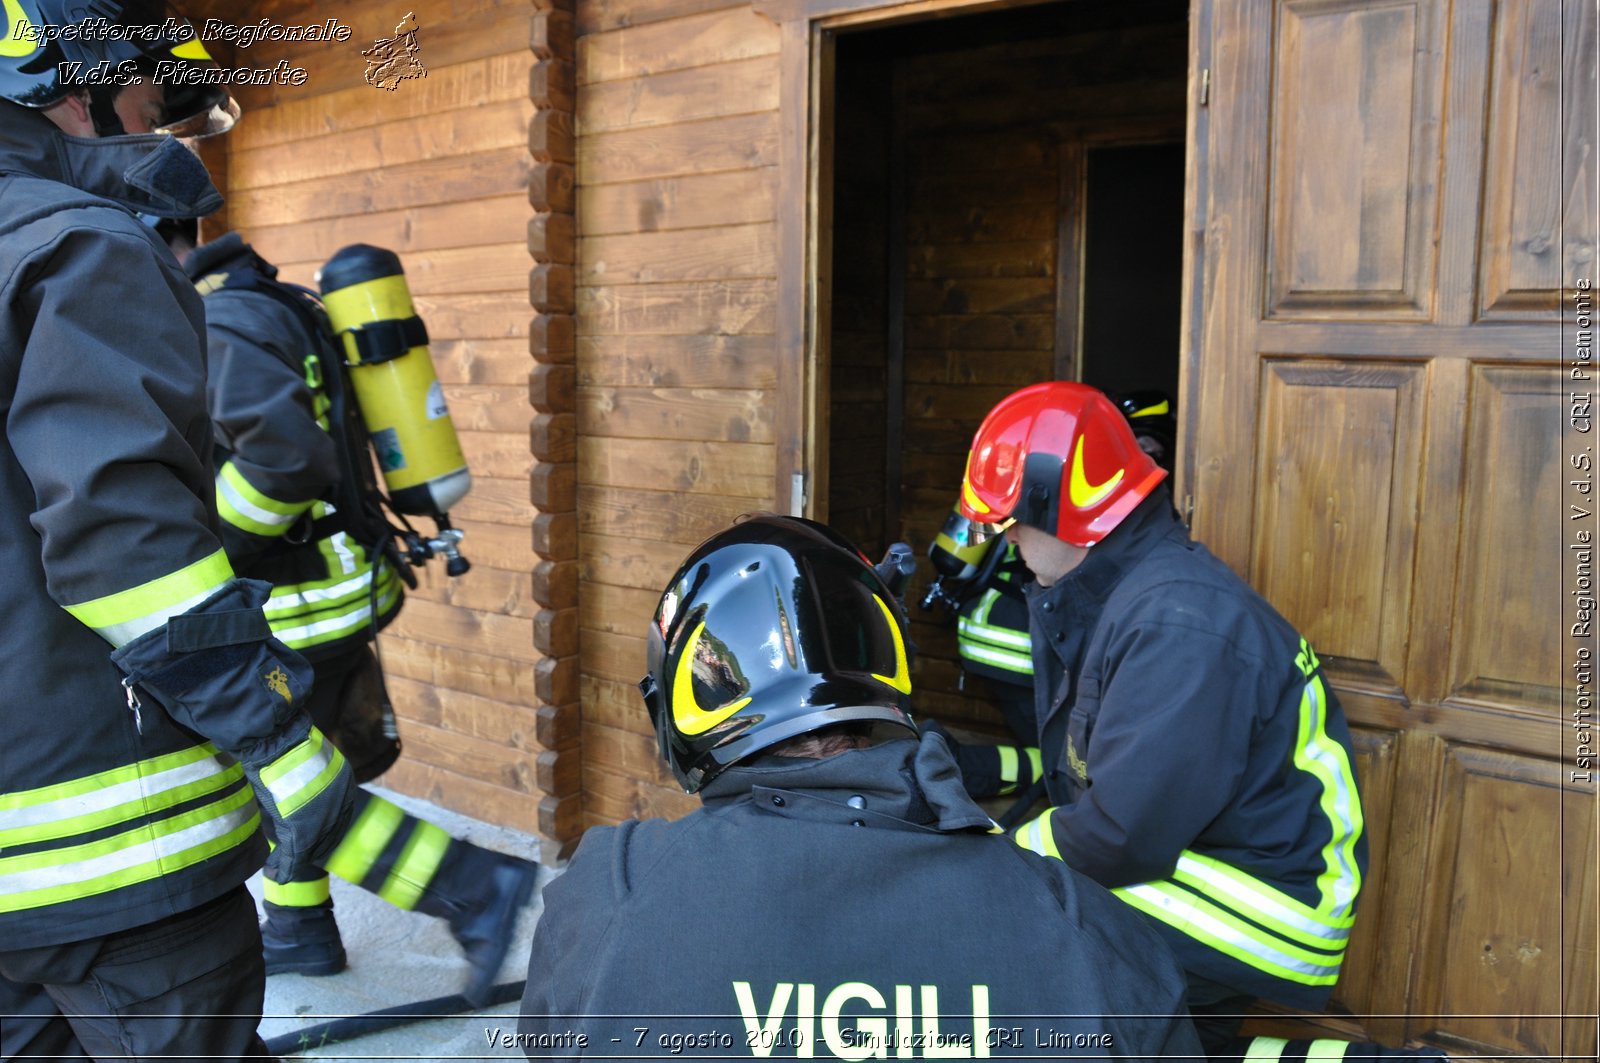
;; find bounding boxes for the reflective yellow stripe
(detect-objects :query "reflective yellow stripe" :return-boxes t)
[273,577,401,651]
[957,637,1035,676]
[263,875,331,907]
[0,787,259,913]
[1244,1037,1289,1060]
[1113,880,1344,986]
[1,743,223,816]
[260,729,345,819]
[1025,747,1043,781]
[1014,808,1061,860]
[1173,850,1353,949]
[63,550,233,647]
[1295,666,1364,917]
[997,746,1020,794]
[216,461,310,538]
[323,797,405,884]
[377,820,450,910]
[0,755,243,849]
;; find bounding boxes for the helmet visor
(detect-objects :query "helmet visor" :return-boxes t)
[157,95,240,138]
[964,515,1015,545]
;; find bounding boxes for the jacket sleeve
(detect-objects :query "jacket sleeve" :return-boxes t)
[1024,609,1268,888]
[203,289,338,565]
[6,216,234,646]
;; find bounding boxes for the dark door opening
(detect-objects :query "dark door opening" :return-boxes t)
[824,0,1190,731]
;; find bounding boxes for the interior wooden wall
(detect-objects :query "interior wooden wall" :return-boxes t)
[828,2,1189,734]
[572,0,783,828]
[196,0,545,835]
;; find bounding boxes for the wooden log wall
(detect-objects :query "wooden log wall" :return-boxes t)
[196,0,551,842]
[827,1,1190,735]
[573,0,782,829]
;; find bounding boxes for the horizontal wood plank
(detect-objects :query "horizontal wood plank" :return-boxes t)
[578,437,773,496]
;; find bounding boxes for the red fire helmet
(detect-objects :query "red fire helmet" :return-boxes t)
[959,382,1168,548]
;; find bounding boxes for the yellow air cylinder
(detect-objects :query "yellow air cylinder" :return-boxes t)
[317,245,470,518]
[929,503,994,581]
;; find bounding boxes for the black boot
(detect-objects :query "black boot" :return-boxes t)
[437,854,538,1006]
[260,900,347,977]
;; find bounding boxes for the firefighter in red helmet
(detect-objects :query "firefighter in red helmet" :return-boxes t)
[959,382,1445,1061]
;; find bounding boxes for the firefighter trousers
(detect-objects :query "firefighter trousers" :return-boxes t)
[0,886,273,1062]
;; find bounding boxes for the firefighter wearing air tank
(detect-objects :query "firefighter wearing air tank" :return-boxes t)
[176,230,535,1005]
[959,383,1446,1061]
[922,391,1177,803]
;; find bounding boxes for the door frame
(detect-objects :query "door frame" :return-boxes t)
[762,0,1209,520]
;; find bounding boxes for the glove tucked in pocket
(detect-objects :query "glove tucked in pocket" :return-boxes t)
[111,578,357,882]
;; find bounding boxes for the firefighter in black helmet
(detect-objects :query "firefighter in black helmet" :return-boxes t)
[0,3,355,1058]
[518,514,1204,1060]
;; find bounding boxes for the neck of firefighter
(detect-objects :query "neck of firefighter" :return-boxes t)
[769,725,874,760]
[1007,523,1088,587]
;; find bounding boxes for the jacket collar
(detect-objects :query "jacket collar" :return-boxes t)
[0,104,221,218]
[184,231,272,284]
[1026,486,1182,648]
[700,733,996,834]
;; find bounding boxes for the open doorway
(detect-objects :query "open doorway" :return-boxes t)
[823,0,1189,729]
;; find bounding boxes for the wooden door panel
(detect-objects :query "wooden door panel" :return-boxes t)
[1251,359,1423,694]
[1410,747,1594,1057]
[1478,0,1599,321]
[1445,366,1564,715]
[1266,0,1445,319]
[1196,0,1595,1050]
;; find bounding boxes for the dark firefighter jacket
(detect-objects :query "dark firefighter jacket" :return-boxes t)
[0,111,265,948]
[1015,486,1368,1010]
[185,234,401,662]
[519,733,1203,1060]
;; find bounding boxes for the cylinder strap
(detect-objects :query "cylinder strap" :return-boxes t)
[342,316,429,366]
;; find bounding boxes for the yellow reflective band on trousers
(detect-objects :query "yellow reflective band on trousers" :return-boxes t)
[62,549,234,648]
[259,728,345,818]
[377,820,450,910]
[321,796,449,910]
[216,460,312,539]
[998,747,1019,794]
[0,744,242,848]
[995,747,1042,796]
[263,875,331,907]
[1244,1037,1351,1060]
[0,786,259,913]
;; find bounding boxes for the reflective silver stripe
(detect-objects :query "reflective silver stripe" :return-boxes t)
[97,586,217,648]
[0,801,256,899]
[266,570,371,612]
[1117,882,1343,981]
[1302,679,1362,916]
[0,755,232,835]
[958,616,1033,651]
[329,531,357,575]
[1174,854,1351,947]
[265,741,338,812]
[273,599,378,645]
[958,640,1034,674]
[215,471,298,528]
